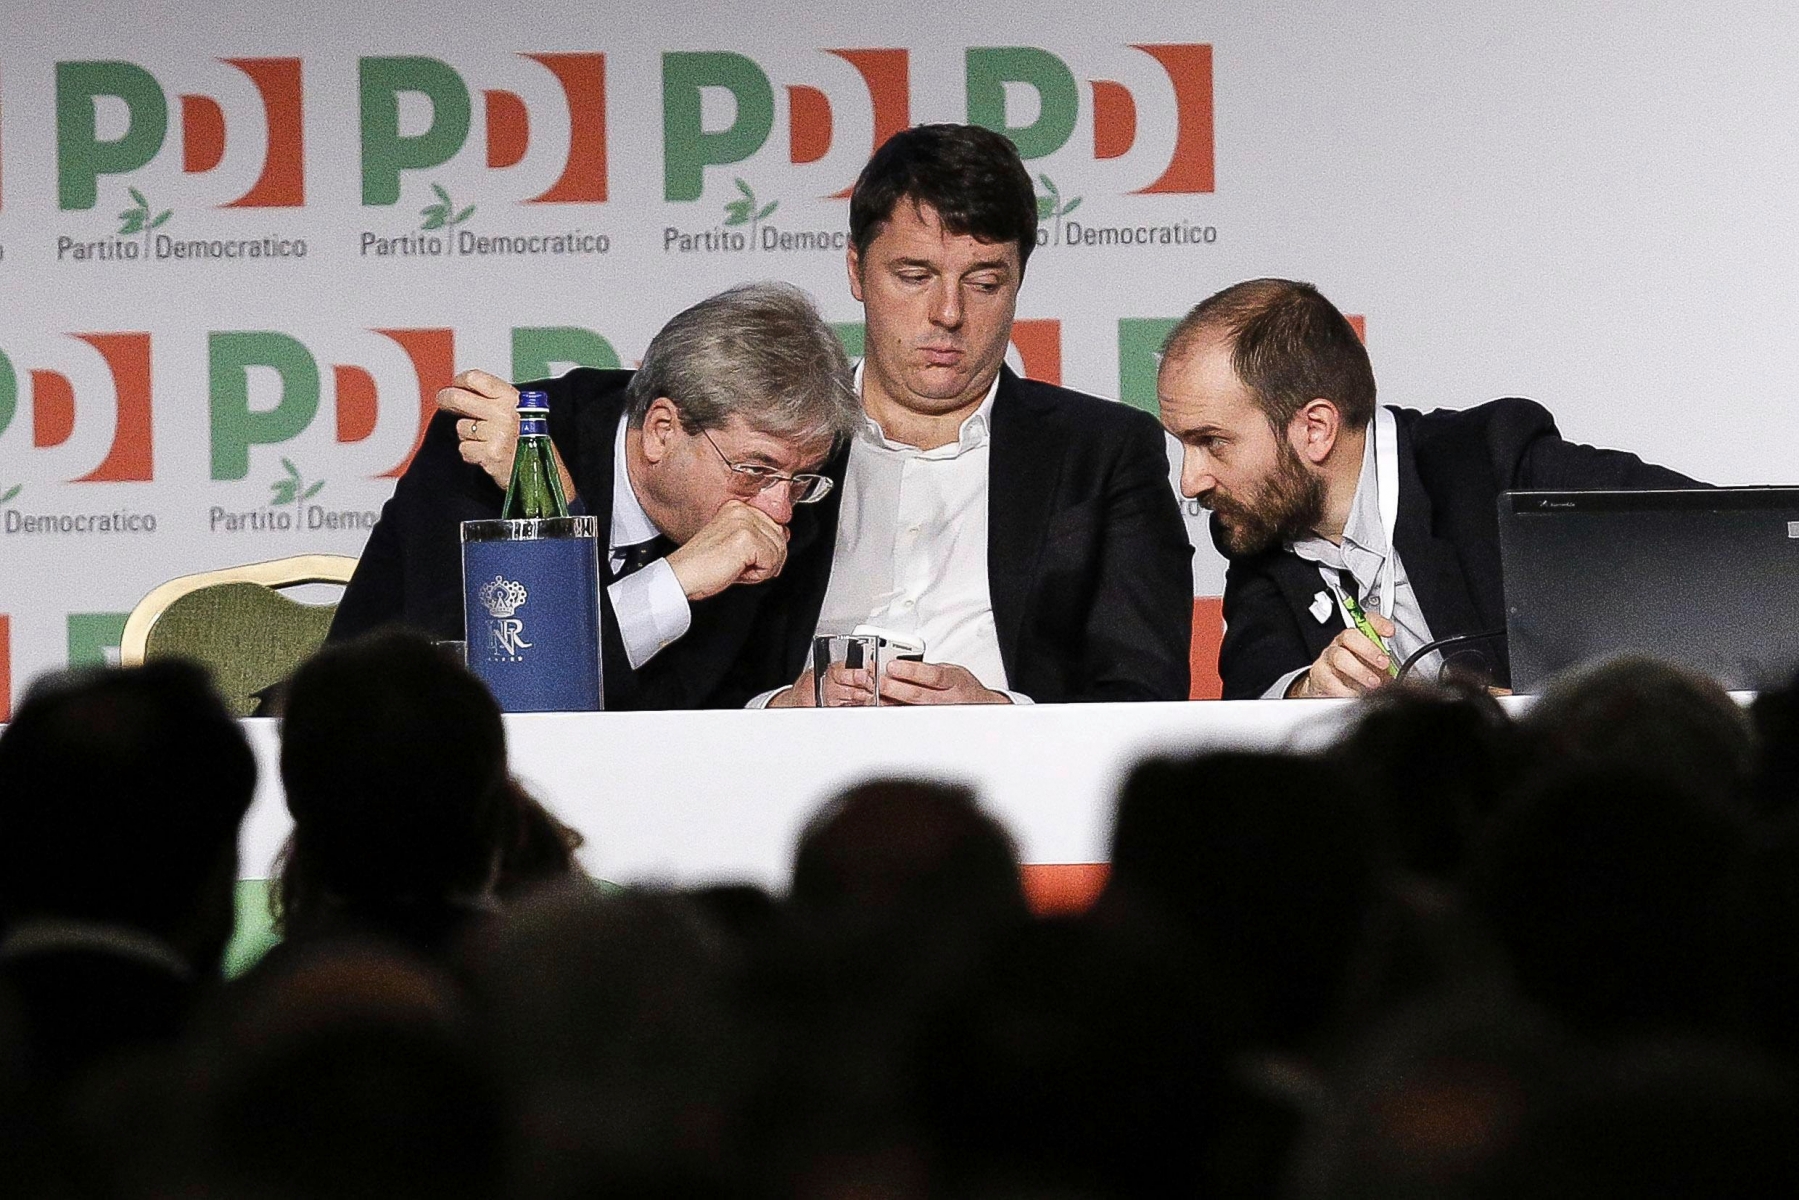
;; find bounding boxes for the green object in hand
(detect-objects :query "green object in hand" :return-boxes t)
[1342,592,1400,678]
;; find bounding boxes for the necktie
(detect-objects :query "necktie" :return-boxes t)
[610,535,674,583]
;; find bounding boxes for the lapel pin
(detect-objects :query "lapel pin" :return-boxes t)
[1309,590,1334,623]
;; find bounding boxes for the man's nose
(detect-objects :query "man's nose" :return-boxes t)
[752,483,796,525]
[930,280,963,329]
[1179,449,1215,499]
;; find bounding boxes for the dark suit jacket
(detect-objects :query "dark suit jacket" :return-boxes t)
[329,369,833,710]
[1216,398,1701,699]
[771,367,1194,702]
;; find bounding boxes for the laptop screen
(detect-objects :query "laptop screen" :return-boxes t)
[1498,488,1799,693]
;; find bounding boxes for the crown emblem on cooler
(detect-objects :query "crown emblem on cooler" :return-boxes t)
[478,575,528,619]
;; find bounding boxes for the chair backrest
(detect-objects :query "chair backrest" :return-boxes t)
[120,555,359,716]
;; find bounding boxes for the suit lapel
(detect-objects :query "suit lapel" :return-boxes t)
[1390,412,1483,640]
[987,367,1067,672]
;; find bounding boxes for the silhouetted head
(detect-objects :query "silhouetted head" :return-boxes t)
[1107,751,1384,1050]
[0,660,253,964]
[277,632,508,939]
[1331,682,1519,879]
[466,885,740,1200]
[1466,767,1747,1037]
[1521,656,1753,812]
[210,941,506,1200]
[791,779,1027,932]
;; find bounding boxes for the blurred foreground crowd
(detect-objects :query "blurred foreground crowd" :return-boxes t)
[2,632,1799,1198]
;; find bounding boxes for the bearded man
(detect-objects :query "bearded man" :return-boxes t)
[1154,278,1698,698]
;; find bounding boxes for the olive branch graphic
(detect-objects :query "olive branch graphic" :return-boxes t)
[1035,174,1082,245]
[420,183,476,252]
[0,484,21,505]
[723,178,778,247]
[118,187,172,257]
[269,458,325,508]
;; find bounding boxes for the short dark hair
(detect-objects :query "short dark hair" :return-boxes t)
[277,632,509,931]
[0,660,254,932]
[1163,278,1376,431]
[792,778,1026,927]
[849,123,1038,270]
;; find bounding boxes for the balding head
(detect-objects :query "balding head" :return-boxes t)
[1163,278,1376,432]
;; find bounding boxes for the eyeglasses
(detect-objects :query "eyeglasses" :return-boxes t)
[699,429,834,504]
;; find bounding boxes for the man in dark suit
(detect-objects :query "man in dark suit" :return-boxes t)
[1155,278,1698,699]
[762,124,1193,705]
[0,661,255,1095]
[329,282,861,710]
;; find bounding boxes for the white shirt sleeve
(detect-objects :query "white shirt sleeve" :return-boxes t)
[744,687,784,709]
[607,558,691,670]
[1264,667,1308,699]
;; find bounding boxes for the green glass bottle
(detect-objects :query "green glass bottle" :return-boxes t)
[500,390,570,519]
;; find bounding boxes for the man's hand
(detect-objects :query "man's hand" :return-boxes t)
[665,500,790,602]
[878,660,1012,706]
[766,664,880,708]
[439,370,521,489]
[1287,612,1397,698]
[766,668,816,708]
[439,369,578,500]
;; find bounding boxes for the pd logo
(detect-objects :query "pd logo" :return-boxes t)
[208,329,452,482]
[661,44,1212,202]
[359,55,606,206]
[206,325,623,481]
[663,49,909,200]
[966,45,1213,193]
[0,335,153,480]
[56,59,303,210]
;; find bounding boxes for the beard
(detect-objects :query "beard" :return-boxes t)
[1205,442,1326,557]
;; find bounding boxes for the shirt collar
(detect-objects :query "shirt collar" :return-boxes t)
[852,360,1000,456]
[611,410,660,550]
[1289,424,1386,565]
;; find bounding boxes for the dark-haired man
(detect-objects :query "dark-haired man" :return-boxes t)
[1156,277,1698,699]
[0,661,255,1091]
[762,123,1193,705]
[331,282,862,710]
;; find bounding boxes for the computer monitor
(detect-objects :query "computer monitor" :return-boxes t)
[1498,487,1799,693]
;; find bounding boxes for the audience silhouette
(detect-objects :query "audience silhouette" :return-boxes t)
[0,652,1794,1196]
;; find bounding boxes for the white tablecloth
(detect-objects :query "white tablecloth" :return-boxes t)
[238,699,1375,888]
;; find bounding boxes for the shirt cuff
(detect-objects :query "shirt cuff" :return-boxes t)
[998,688,1034,705]
[1265,668,1308,699]
[608,558,691,670]
[745,687,784,709]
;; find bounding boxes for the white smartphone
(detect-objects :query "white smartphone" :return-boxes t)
[852,624,926,662]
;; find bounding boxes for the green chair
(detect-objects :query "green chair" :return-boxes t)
[119,554,359,715]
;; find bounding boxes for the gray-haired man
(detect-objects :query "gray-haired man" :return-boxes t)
[330,282,863,710]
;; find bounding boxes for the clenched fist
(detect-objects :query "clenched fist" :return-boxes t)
[665,500,790,601]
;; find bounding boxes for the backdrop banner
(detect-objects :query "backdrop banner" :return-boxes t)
[3,1,1794,713]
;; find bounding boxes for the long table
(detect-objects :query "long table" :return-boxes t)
[237,700,1371,891]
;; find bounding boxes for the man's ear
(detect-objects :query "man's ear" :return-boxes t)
[846,242,865,304]
[1287,398,1343,467]
[639,397,681,465]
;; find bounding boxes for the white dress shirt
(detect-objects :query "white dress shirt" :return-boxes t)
[606,412,691,669]
[749,365,1030,706]
[1267,407,1444,697]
